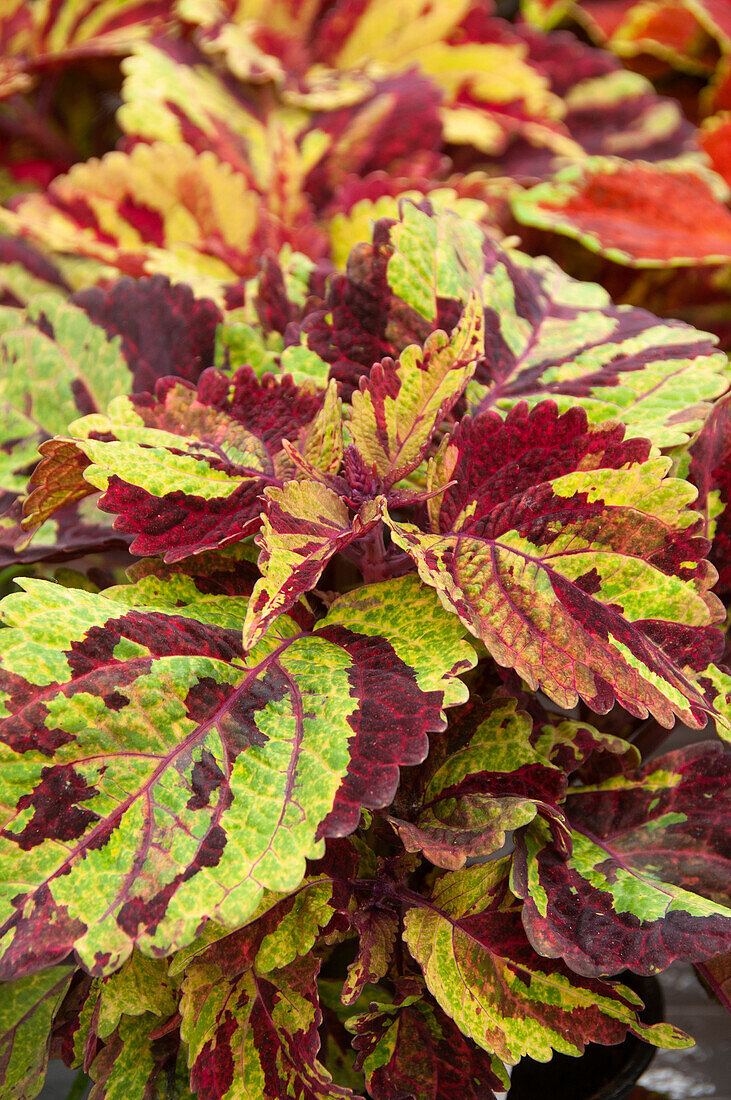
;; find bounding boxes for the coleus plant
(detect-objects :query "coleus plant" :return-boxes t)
[1,199,731,1100]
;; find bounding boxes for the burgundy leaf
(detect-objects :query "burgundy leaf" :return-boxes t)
[72,276,222,394]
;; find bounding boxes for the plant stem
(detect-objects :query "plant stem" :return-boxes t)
[358,523,388,584]
[341,524,414,584]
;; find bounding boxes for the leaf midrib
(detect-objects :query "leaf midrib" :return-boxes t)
[0,634,301,923]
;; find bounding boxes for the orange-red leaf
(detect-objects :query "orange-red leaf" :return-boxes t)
[513,158,731,265]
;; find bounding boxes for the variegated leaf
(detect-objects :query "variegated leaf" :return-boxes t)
[3,0,170,65]
[241,297,487,648]
[0,294,130,499]
[0,238,68,307]
[350,295,484,488]
[1,143,271,303]
[522,0,717,76]
[402,859,691,1065]
[299,68,444,210]
[390,695,568,870]
[66,954,183,1096]
[347,980,508,1100]
[298,380,345,479]
[689,389,731,592]
[90,953,179,1043]
[87,1013,191,1100]
[465,236,730,450]
[528,46,694,166]
[513,742,731,975]
[22,367,323,561]
[295,203,485,396]
[512,158,731,266]
[181,954,353,1100]
[122,544,263,614]
[694,660,731,743]
[0,278,222,564]
[0,966,74,1100]
[341,908,398,1006]
[170,847,358,980]
[528,705,640,777]
[0,574,472,976]
[386,401,724,725]
[242,482,384,651]
[118,38,328,261]
[0,494,126,571]
[297,203,729,447]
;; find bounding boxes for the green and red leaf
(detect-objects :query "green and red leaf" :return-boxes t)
[386,401,724,725]
[87,1013,190,1100]
[241,481,385,651]
[181,954,351,1100]
[512,159,731,266]
[118,36,328,257]
[496,28,693,175]
[528,706,640,778]
[0,279,223,564]
[0,294,131,500]
[513,743,731,975]
[0,238,69,307]
[241,299,486,647]
[23,367,324,561]
[689,389,731,592]
[348,980,508,1100]
[390,695,569,870]
[349,294,484,488]
[297,203,729,447]
[468,233,729,449]
[171,866,354,982]
[341,908,398,1007]
[0,573,472,976]
[402,858,691,1065]
[294,202,484,396]
[87,953,179,1045]
[0,966,74,1100]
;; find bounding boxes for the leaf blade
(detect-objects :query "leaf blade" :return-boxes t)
[386,402,723,725]
[402,860,691,1066]
[513,743,731,975]
[349,294,484,487]
[0,576,469,975]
